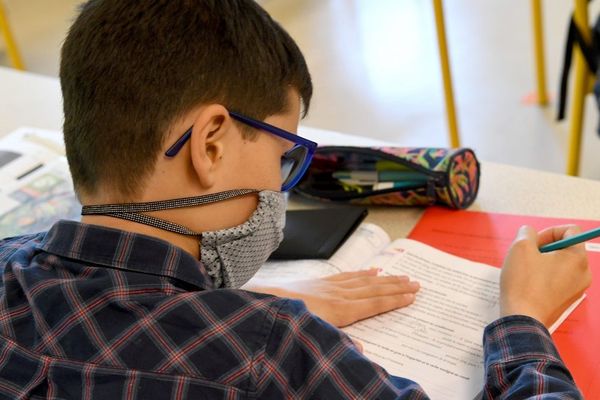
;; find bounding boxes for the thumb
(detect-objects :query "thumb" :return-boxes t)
[564,225,582,238]
[352,338,364,353]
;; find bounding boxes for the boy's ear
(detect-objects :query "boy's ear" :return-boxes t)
[188,105,232,189]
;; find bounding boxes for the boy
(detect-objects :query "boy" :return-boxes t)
[0,1,589,398]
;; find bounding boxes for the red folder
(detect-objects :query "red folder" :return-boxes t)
[408,207,600,398]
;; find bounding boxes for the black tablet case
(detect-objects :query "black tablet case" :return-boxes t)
[269,207,368,260]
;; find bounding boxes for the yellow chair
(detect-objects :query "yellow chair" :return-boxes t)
[432,0,461,148]
[564,0,592,176]
[436,0,591,174]
[531,0,549,106]
[0,0,25,70]
[532,0,592,176]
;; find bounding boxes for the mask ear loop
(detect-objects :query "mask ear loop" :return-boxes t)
[81,189,258,236]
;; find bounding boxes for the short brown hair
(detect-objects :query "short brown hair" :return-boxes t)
[60,0,312,199]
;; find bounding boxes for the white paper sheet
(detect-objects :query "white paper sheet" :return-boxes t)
[343,239,500,399]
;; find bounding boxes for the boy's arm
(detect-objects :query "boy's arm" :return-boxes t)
[482,316,582,399]
[258,298,429,399]
[243,269,420,327]
[483,224,590,398]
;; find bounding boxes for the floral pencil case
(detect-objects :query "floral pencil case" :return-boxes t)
[293,146,481,209]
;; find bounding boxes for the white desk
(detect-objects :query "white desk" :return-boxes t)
[3,65,600,241]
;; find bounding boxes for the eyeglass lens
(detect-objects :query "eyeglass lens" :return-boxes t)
[281,145,308,188]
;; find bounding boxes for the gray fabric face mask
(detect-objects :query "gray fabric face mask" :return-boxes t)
[200,190,285,288]
[81,189,286,288]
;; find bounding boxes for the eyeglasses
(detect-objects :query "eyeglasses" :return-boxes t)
[165,110,317,192]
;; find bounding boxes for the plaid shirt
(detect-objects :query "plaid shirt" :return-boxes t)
[0,220,582,399]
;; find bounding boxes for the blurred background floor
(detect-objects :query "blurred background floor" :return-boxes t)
[2,0,600,179]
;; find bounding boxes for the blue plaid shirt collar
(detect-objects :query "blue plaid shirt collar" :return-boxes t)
[40,220,214,290]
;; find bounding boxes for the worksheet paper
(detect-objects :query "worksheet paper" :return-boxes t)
[344,239,499,399]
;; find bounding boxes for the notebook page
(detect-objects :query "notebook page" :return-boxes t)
[255,223,390,282]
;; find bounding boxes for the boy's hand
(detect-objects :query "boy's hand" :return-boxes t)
[243,269,420,327]
[500,225,591,327]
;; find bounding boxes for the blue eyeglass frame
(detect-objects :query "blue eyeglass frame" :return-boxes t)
[164,110,318,191]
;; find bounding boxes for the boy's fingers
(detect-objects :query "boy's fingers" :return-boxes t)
[333,275,411,289]
[341,281,420,300]
[324,269,379,281]
[341,294,417,326]
[537,225,581,245]
[564,225,582,238]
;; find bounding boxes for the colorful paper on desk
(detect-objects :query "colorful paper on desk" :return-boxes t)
[408,207,600,398]
[0,128,81,238]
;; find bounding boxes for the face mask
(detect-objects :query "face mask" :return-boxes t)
[81,189,286,288]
